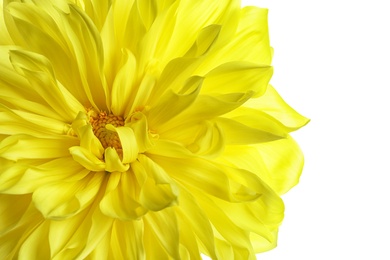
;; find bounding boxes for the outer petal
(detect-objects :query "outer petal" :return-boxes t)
[0,157,89,194]
[149,155,264,202]
[100,172,148,220]
[109,219,145,260]
[245,85,310,131]
[0,134,78,161]
[32,171,105,220]
[132,154,178,211]
[5,1,108,110]
[143,208,180,259]
[220,136,304,195]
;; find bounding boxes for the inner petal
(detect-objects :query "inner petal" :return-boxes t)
[89,110,125,158]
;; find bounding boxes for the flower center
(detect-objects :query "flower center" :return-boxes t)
[89,111,125,157]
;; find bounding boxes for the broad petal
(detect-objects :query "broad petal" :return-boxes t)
[100,172,148,220]
[19,221,51,259]
[202,61,272,97]
[143,208,180,259]
[50,188,114,259]
[132,155,178,211]
[158,91,253,134]
[109,219,145,260]
[0,193,31,234]
[149,155,264,202]
[215,117,285,145]
[104,147,130,172]
[32,171,105,220]
[147,76,203,127]
[69,146,106,172]
[245,85,310,131]
[0,157,89,194]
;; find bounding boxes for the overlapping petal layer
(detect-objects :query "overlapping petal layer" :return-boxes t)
[0,0,308,259]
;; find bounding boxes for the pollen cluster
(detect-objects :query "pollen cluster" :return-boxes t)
[89,111,125,157]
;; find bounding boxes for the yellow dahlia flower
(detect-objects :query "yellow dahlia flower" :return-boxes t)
[0,0,308,259]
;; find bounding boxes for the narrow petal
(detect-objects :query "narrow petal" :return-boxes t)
[105,125,139,164]
[0,104,72,137]
[110,49,138,116]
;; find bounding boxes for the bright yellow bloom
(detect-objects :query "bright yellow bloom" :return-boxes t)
[0,0,308,259]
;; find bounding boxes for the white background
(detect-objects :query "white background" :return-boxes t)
[240,0,390,259]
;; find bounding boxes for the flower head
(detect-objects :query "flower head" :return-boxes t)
[0,0,308,259]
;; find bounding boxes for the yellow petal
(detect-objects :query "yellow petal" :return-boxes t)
[215,117,285,145]
[148,76,203,127]
[195,194,253,256]
[202,61,272,97]
[127,112,154,153]
[104,147,130,172]
[109,219,145,259]
[0,134,78,161]
[150,155,262,202]
[0,1,13,44]
[105,125,139,164]
[6,2,108,110]
[77,124,105,159]
[0,193,31,234]
[158,91,253,133]
[99,172,148,220]
[69,146,106,172]
[110,49,137,116]
[50,190,114,259]
[254,136,305,195]
[245,85,310,130]
[143,208,180,259]
[132,155,178,211]
[9,49,82,121]
[186,121,225,158]
[0,105,71,138]
[175,189,217,259]
[0,157,89,194]
[19,221,51,259]
[186,24,222,57]
[32,171,104,220]
[74,0,112,31]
